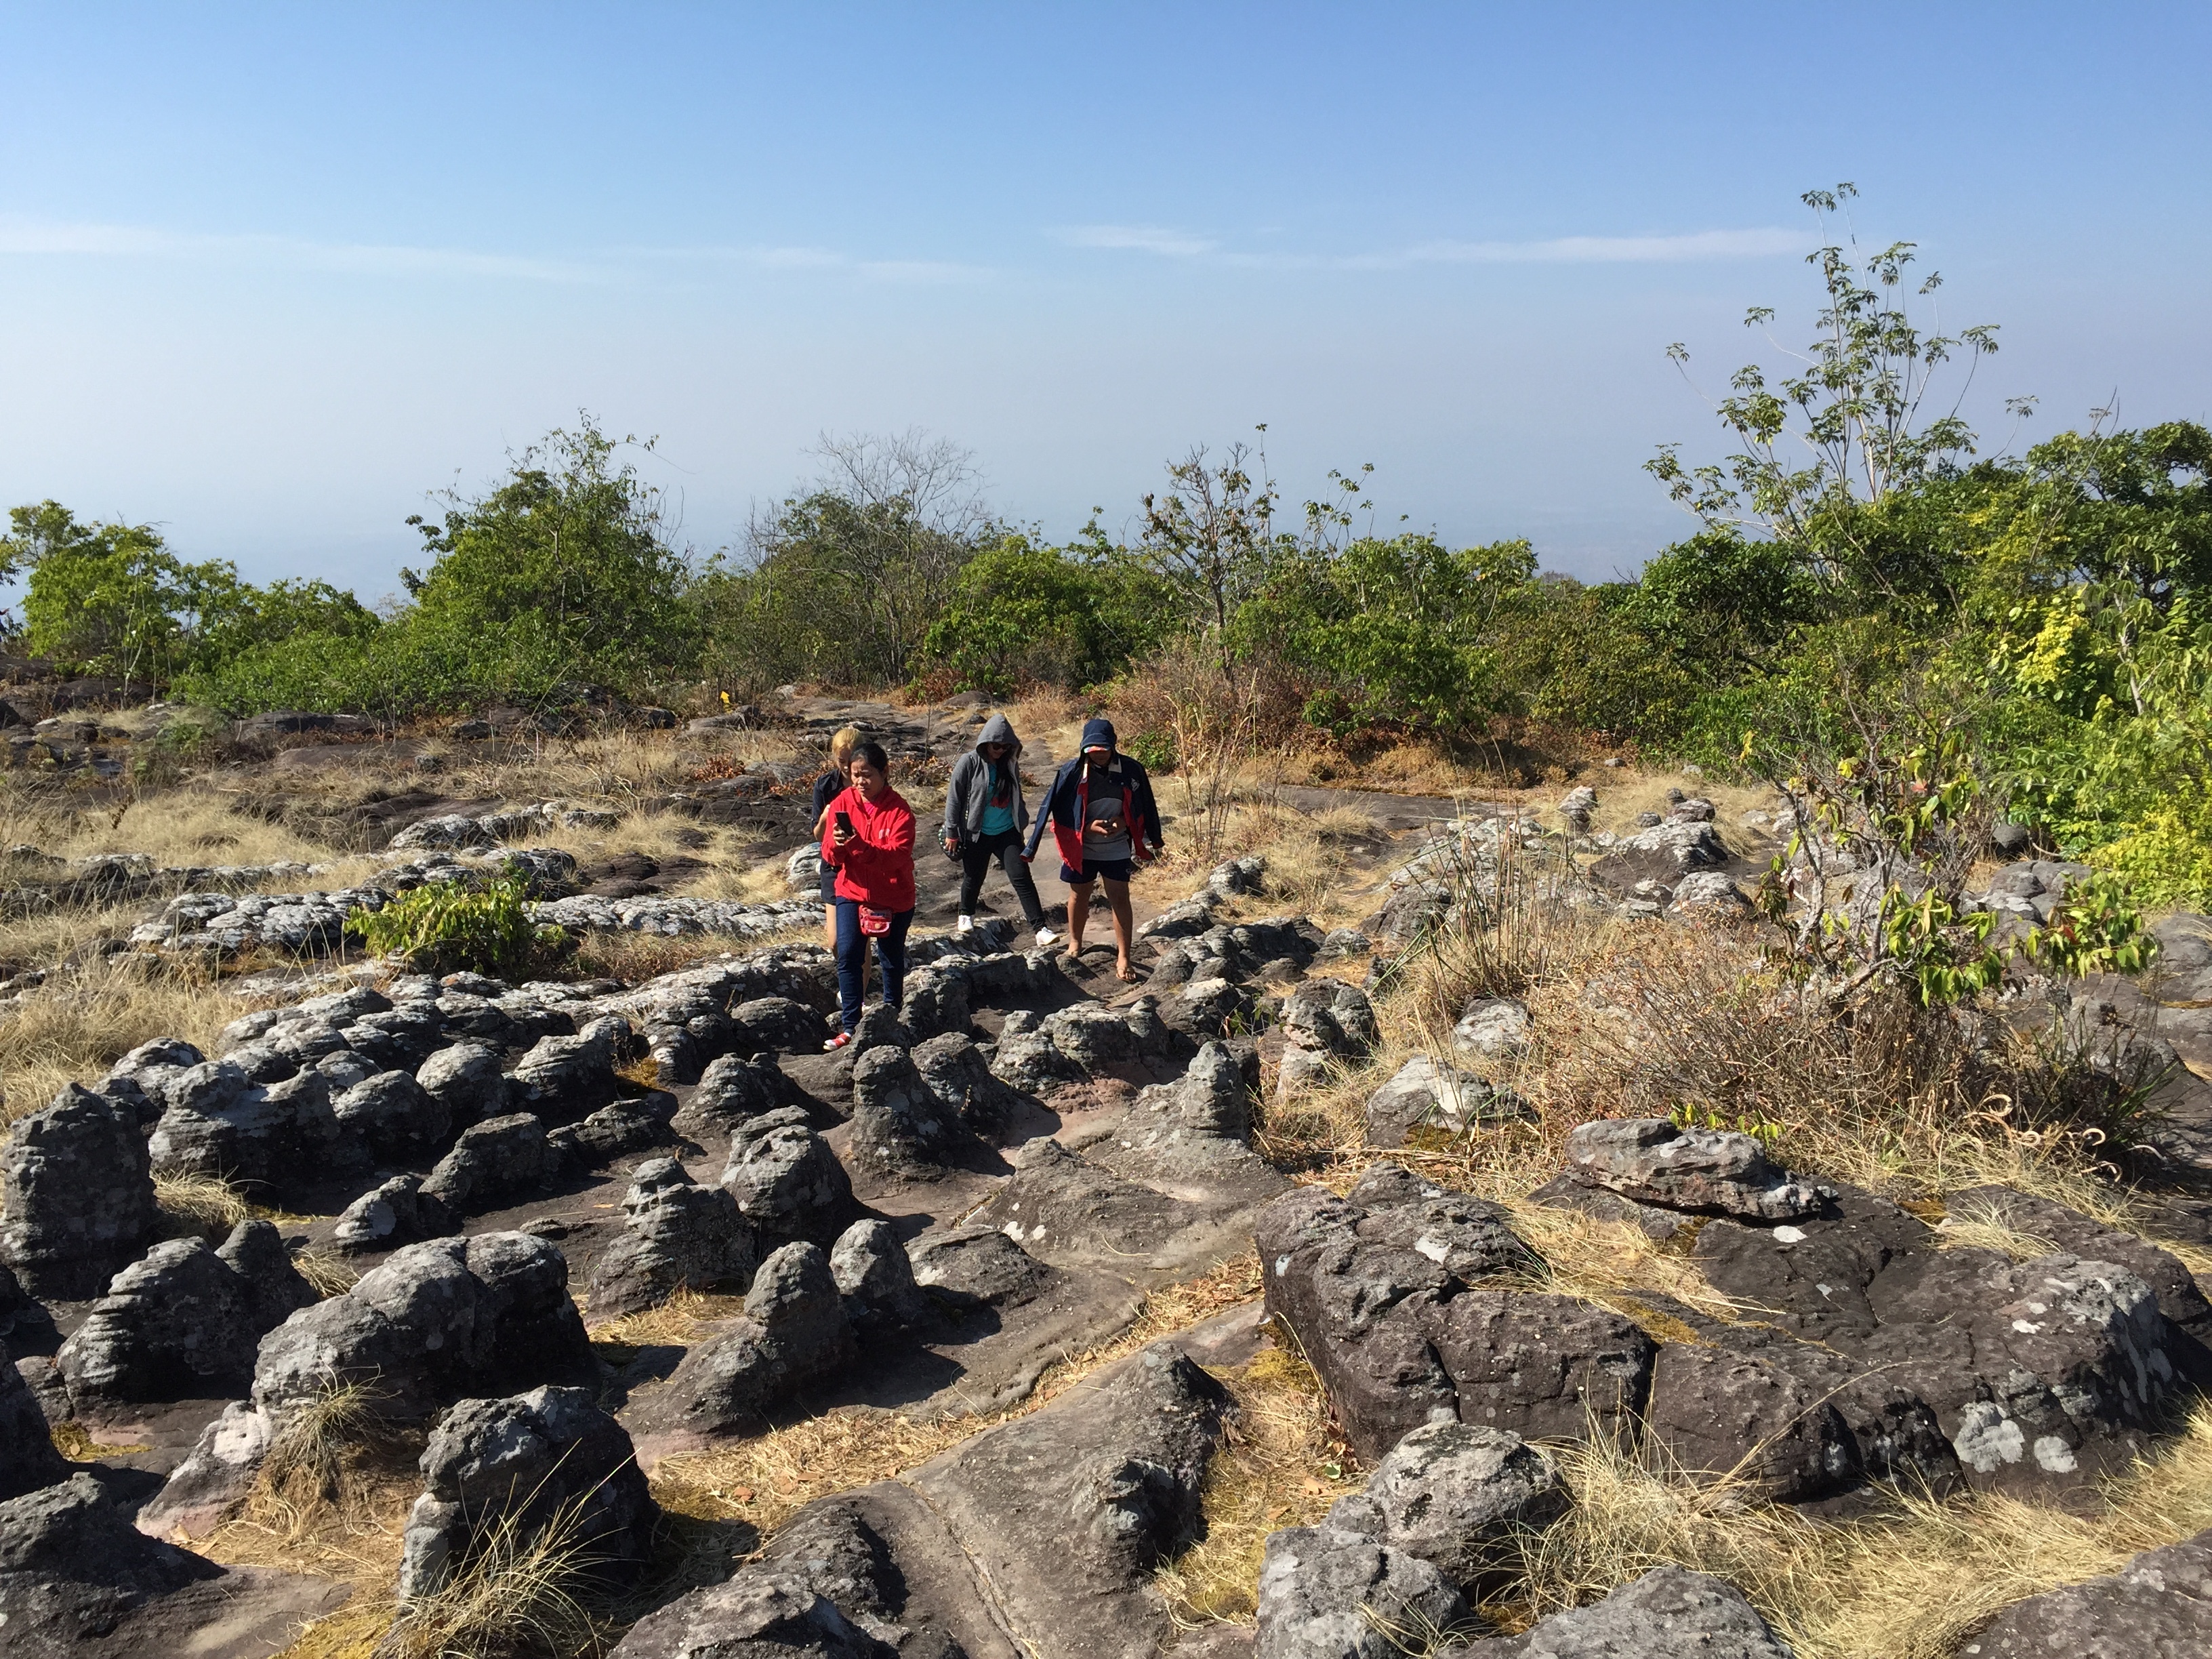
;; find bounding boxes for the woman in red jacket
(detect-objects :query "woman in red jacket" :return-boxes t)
[819,741,917,1048]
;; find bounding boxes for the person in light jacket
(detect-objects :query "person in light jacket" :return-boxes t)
[819,742,916,1048]
[1022,716,1162,982]
[942,712,1057,947]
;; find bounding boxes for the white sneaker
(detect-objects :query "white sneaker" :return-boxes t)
[1036,926,1058,947]
[956,914,975,934]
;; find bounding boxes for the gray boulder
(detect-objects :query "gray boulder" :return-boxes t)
[1366,1056,1531,1148]
[1645,1343,1858,1504]
[1326,1422,1564,1593]
[1563,1118,1831,1221]
[548,1096,677,1167]
[332,1069,449,1160]
[147,1066,348,1194]
[720,1108,857,1249]
[907,1229,1055,1309]
[0,1357,66,1498]
[215,1218,318,1334]
[0,1085,159,1298]
[1666,872,1753,920]
[1256,1525,1470,1659]
[627,1242,857,1441]
[1277,979,1380,1096]
[331,1174,456,1253]
[398,1384,657,1599]
[731,995,833,1054]
[1447,1566,1792,1657]
[415,1040,510,1128]
[829,1220,928,1330]
[588,1158,758,1317]
[1256,1181,1647,1462]
[56,1237,256,1404]
[0,1472,226,1656]
[1450,997,1531,1061]
[848,1045,969,1181]
[507,1031,619,1124]
[1964,1525,2212,1657]
[910,1032,1017,1138]
[610,1572,894,1659]
[419,1112,556,1214]
[251,1231,594,1425]
[678,1052,796,1137]
[898,966,970,1042]
[905,1343,1231,1654]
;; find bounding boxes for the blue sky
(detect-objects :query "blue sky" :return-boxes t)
[3,2,2207,600]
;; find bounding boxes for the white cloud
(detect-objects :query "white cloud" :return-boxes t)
[1054,224,1220,256]
[1052,222,1808,269]
[0,216,600,282]
[0,218,995,286]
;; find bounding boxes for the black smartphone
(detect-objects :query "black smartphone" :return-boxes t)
[834,811,854,836]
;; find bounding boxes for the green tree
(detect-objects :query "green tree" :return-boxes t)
[920,532,1170,693]
[5,501,250,687]
[1237,534,1537,736]
[402,416,703,696]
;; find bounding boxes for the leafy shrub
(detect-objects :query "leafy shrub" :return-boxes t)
[920,533,1170,693]
[350,873,562,976]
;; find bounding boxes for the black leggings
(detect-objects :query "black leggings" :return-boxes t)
[958,829,1046,926]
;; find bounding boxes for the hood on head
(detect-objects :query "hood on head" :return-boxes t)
[1080,717,1118,756]
[976,713,1020,754]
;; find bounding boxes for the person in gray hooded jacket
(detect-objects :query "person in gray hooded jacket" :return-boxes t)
[942,712,1056,945]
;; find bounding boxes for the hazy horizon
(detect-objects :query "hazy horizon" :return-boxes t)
[4,2,2207,602]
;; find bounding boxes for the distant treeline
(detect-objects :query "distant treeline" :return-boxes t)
[9,203,2212,907]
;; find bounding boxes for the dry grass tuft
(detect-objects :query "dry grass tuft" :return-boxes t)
[293,1246,362,1299]
[588,1289,749,1353]
[1155,1338,1364,1626]
[570,924,820,985]
[0,956,255,1123]
[1488,1401,2212,1658]
[50,1420,151,1460]
[652,1254,1266,1540]
[377,1490,611,1659]
[156,1169,253,1238]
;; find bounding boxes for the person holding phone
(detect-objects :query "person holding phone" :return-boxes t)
[810,726,865,951]
[943,712,1055,945]
[1023,717,1162,983]
[819,741,916,1048]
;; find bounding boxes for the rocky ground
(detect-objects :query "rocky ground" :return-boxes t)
[2,689,2211,1658]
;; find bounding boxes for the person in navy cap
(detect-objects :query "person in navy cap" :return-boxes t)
[1023,717,1163,982]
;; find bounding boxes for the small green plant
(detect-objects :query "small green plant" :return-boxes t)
[350,870,563,976]
[1124,726,1179,774]
[2024,873,2160,980]
[1671,1102,1784,1145]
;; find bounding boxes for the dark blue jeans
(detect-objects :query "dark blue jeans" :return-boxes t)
[834,899,912,1034]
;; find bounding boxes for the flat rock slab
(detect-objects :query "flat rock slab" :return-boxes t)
[14,1566,349,1659]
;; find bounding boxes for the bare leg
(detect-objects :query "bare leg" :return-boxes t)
[821,905,836,951]
[1103,878,1136,981]
[1066,882,1092,958]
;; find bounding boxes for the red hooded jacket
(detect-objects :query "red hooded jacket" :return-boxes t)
[821,783,917,910]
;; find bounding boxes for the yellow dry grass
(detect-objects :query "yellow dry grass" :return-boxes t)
[588,1289,750,1352]
[1485,1401,2212,1658]
[0,785,346,871]
[0,956,261,1123]
[50,1420,151,1459]
[651,1254,1266,1541]
[1155,1338,1365,1626]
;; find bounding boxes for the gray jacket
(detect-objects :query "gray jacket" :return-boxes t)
[943,714,1029,840]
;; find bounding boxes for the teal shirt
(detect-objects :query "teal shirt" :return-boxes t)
[980,762,1017,836]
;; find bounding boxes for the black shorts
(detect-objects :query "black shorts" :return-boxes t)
[818,863,838,903]
[1062,857,1136,886]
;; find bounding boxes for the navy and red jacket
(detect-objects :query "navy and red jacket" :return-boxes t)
[1022,724,1163,870]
